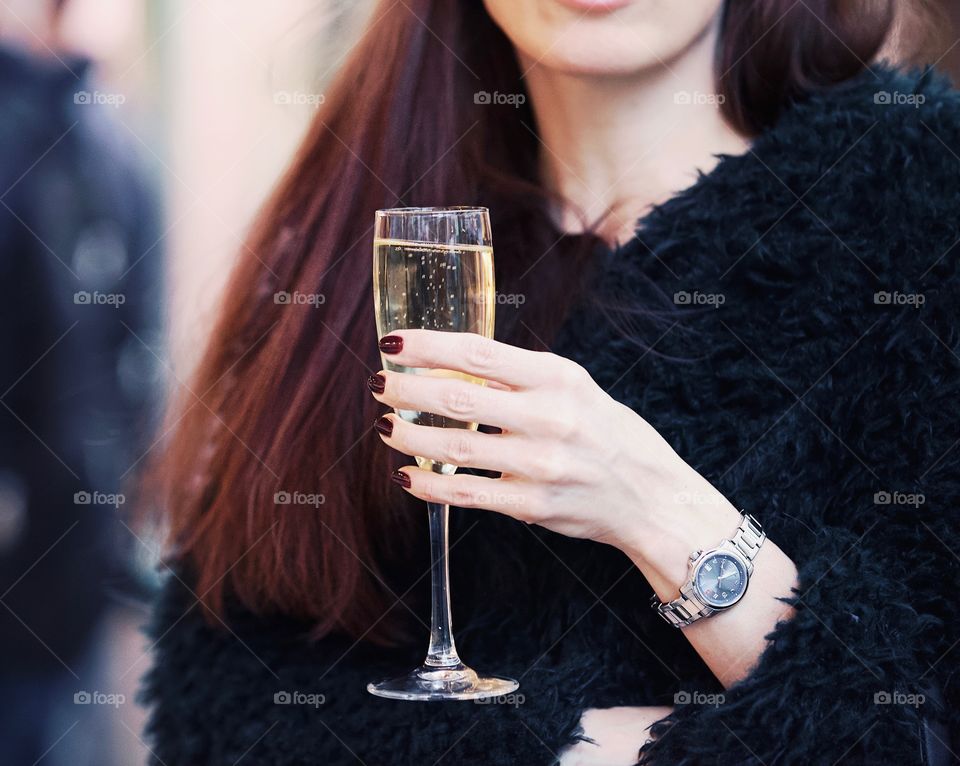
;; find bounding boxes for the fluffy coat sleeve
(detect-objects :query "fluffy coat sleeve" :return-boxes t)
[638,71,959,766]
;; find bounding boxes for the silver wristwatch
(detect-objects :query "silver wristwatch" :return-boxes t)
[652,512,765,628]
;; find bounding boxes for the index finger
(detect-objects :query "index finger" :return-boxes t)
[378,330,549,389]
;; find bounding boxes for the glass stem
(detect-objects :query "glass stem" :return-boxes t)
[424,502,461,668]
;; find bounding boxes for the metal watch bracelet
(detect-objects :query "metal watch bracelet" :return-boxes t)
[652,512,765,628]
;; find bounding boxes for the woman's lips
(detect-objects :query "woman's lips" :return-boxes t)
[554,0,632,14]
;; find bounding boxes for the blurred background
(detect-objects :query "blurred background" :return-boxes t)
[0,0,956,764]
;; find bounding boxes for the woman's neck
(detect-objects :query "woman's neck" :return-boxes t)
[520,17,749,245]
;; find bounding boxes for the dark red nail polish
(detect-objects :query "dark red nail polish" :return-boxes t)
[375,416,393,437]
[390,469,411,488]
[367,373,385,394]
[379,335,403,354]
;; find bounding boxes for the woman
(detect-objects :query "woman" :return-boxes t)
[144,0,958,763]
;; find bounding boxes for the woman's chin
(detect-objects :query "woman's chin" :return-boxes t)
[485,0,723,79]
[517,41,673,78]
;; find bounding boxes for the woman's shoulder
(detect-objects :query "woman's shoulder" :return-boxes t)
[706,64,960,298]
[767,63,960,166]
[607,66,960,429]
[626,65,960,287]
[783,66,960,309]
[757,64,960,246]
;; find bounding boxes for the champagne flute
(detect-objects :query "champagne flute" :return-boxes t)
[367,206,519,701]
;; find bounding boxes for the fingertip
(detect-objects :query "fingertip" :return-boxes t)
[366,372,386,395]
[374,415,394,438]
[390,468,412,488]
[378,335,404,354]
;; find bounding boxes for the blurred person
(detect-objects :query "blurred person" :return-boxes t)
[0,1,162,764]
[144,1,957,765]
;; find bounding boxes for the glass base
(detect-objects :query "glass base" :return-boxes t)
[367,662,519,701]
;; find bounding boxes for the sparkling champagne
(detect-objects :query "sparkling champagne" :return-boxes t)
[373,237,495,473]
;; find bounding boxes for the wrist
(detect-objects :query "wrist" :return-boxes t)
[619,463,743,601]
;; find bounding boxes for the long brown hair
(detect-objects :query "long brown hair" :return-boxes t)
[149,0,892,644]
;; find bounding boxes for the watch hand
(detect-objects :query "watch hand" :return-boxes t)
[718,560,728,582]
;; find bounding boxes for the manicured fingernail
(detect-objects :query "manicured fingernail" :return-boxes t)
[390,469,411,488]
[367,373,385,395]
[375,416,393,437]
[379,335,403,354]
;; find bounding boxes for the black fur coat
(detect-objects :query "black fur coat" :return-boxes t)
[143,67,960,765]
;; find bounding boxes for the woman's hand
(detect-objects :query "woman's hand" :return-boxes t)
[367,329,740,567]
[369,329,798,689]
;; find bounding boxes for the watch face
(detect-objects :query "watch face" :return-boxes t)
[694,552,748,608]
